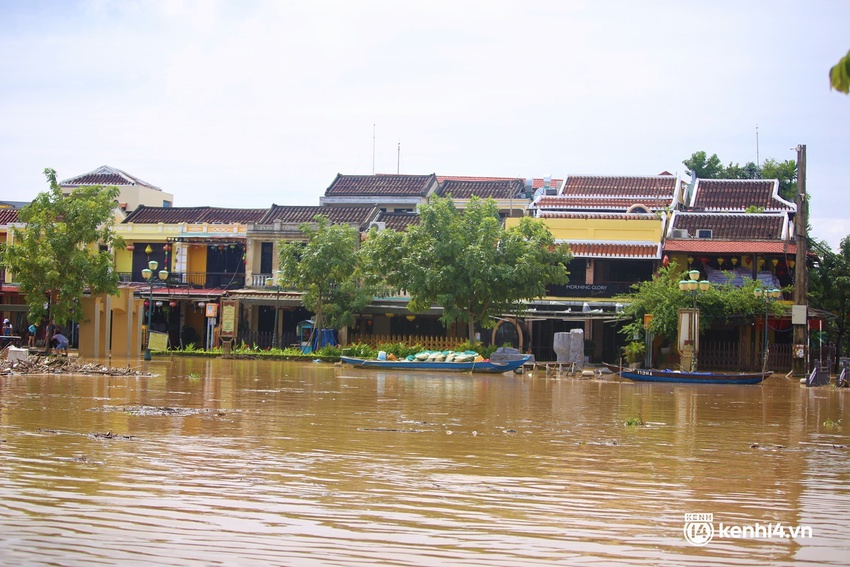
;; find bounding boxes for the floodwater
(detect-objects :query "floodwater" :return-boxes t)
[1,358,849,567]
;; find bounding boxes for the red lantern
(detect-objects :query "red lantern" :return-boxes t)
[169,300,177,308]
[126,244,135,251]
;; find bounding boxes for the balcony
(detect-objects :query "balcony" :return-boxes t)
[118,272,246,289]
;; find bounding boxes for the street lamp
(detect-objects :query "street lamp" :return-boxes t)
[678,269,711,372]
[754,286,782,374]
[265,270,283,349]
[142,259,169,361]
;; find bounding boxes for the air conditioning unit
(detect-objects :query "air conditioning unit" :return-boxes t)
[671,228,690,238]
[696,229,713,239]
[368,221,386,231]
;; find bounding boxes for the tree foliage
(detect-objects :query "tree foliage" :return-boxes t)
[360,196,572,340]
[277,216,373,334]
[3,168,122,325]
[682,151,797,201]
[617,262,784,345]
[809,237,850,366]
[830,49,850,94]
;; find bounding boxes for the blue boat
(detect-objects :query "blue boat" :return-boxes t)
[604,363,770,385]
[340,355,531,374]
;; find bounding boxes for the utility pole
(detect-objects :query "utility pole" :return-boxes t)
[792,144,808,377]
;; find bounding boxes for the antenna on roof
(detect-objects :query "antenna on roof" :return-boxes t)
[756,125,760,174]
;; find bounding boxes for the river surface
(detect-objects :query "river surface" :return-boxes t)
[1,358,849,566]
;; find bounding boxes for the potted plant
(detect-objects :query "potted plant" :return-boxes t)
[623,341,646,368]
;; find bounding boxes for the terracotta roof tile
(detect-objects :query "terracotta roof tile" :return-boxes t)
[562,175,679,198]
[663,240,798,255]
[437,175,563,190]
[669,212,786,240]
[123,206,267,224]
[565,241,661,259]
[690,179,794,211]
[0,208,19,224]
[258,205,375,225]
[534,196,671,211]
[437,178,526,199]
[375,211,420,231]
[60,165,161,191]
[324,173,438,197]
[537,211,657,220]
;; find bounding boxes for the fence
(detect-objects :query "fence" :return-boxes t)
[700,342,795,373]
[348,334,467,352]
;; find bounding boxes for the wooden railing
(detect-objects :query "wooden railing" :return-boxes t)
[347,334,467,351]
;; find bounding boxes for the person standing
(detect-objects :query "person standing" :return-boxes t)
[27,322,37,347]
[45,321,56,348]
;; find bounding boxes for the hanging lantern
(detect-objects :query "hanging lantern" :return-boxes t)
[717,257,725,266]
[788,259,795,269]
[126,243,135,251]
[155,301,163,307]
[744,257,752,266]
[758,258,765,268]
[731,257,738,266]
[144,300,149,307]
[169,300,177,308]
[406,315,416,321]
[163,244,171,252]
[687,256,694,266]
[771,258,779,267]
[662,255,669,267]
[145,244,153,255]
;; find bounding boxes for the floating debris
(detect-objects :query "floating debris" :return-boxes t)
[1,355,154,377]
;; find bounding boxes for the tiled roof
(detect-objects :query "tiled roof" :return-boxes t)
[375,211,420,231]
[123,206,267,224]
[663,240,798,255]
[0,208,19,224]
[324,173,438,197]
[690,179,794,211]
[437,175,563,190]
[437,178,526,199]
[537,211,657,220]
[534,196,671,211]
[60,165,161,190]
[669,212,787,240]
[562,175,679,198]
[258,205,375,225]
[562,241,661,259]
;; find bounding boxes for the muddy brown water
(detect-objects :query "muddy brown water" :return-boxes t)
[1,358,848,566]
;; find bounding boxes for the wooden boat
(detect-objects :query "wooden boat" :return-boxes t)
[340,355,531,374]
[602,363,770,385]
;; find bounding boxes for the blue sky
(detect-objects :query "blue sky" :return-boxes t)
[1,0,848,249]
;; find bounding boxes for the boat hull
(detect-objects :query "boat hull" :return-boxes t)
[604,363,770,385]
[340,355,531,374]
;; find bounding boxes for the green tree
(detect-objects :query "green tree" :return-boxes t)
[683,151,725,179]
[809,237,850,369]
[361,196,572,341]
[617,262,783,346]
[830,49,850,94]
[760,157,798,202]
[3,168,123,325]
[278,216,373,340]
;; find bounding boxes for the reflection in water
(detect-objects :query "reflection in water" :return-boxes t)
[1,358,848,566]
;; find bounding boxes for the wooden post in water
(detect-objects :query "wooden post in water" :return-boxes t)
[792,144,808,378]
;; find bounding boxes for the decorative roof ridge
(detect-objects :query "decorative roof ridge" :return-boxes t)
[60,165,161,190]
